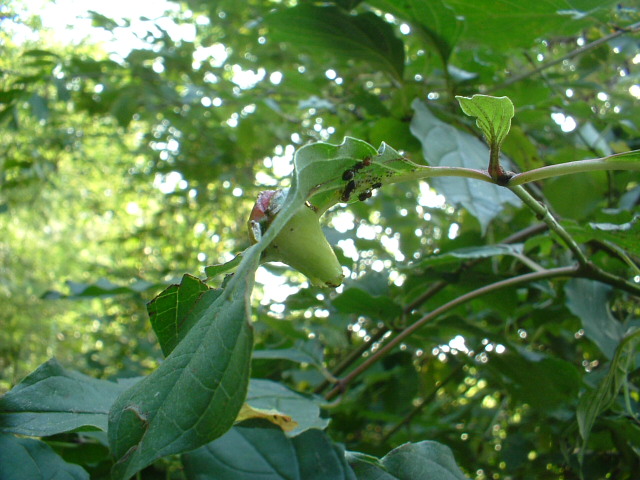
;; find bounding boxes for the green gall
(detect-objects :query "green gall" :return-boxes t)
[248,190,344,288]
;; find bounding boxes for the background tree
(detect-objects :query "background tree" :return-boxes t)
[1,1,639,479]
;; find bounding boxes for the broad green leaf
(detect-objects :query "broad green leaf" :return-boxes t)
[88,10,122,31]
[410,99,520,232]
[369,117,422,153]
[246,379,329,436]
[577,328,640,461]
[253,339,325,368]
[292,137,376,212]
[147,274,218,357]
[381,441,468,480]
[287,136,483,217]
[456,95,514,150]
[0,358,137,437]
[108,253,259,479]
[412,244,524,269]
[565,279,625,359]
[347,451,396,479]
[488,351,581,410]
[542,172,608,220]
[22,49,61,59]
[182,423,356,480]
[267,5,405,80]
[600,417,640,451]
[445,0,617,48]
[331,287,402,320]
[563,216,640,274]
[587,215,640,255]
[366,0,463,62]
[110,86,141,128]
[273,137,425,218]
[0,433,89,480]
[348,441,468,479]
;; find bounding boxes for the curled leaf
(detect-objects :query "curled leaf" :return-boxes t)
[456,94,514,150]
[249,190,344,288]
[236,403,299,432]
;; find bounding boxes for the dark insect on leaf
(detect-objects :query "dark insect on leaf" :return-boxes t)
[353,156,372,172]
[341,180,357,202]
[342,169,355,181]
[358,190,372,201]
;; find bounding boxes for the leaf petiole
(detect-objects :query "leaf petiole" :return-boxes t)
[507,150,640,186]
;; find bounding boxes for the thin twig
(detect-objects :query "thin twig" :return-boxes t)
[325,265,580,401]
[492,21,640,91]
[403,281,449,316]
[314,224,547,395]
[507,151,640,186]
[403,223,548,315]
[312,328,388,395]
[579,263,640,297]
[509,185,590,265]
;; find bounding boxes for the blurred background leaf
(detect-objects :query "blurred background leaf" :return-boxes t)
[1,0,639,478]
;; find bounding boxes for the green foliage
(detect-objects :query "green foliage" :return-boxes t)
[565,279,626,359]
[1,1,639,479]
[348,441,469,479]
[267,5,405,81]
[410,99,521,230]
[456,95,514,153]
[108,253,258,478]
[0,358,135,436]
[0,433,89,480]
[577,328,640,462]
[183,422,357,480]
[148,274,217,357]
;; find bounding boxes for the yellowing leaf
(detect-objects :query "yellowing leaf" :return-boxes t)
[235,403,299,432]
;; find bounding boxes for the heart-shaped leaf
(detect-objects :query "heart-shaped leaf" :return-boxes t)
[410,99,520,232]
[456,94,514,151]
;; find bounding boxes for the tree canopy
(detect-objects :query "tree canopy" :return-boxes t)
[1,1,639,479]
